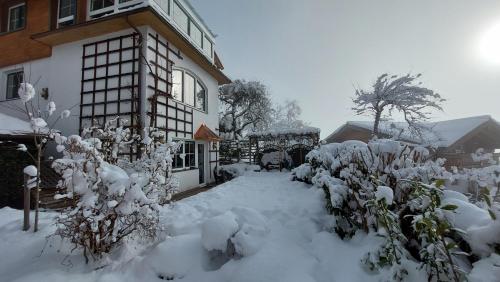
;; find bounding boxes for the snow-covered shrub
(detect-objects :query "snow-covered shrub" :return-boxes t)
[407,181,466,281]
[294,139,449,237]
[451,162,500,202]
[292,139,473,281]
[363,186,408,280]
[52,120,178,262]
[201,207,269,264]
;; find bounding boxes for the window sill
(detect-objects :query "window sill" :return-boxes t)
[172,167,198,173]
[0,97,21,102]
[0,27,26,37]
[171,99,207,114]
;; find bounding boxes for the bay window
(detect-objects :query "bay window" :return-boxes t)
[172,69,207,112]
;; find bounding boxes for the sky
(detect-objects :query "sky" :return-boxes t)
[189,0,500,138]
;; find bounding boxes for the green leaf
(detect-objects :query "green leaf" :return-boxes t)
[441,204,458,211]
[488,209,497,220]
[446,242,457,250]
[435,179,445,188]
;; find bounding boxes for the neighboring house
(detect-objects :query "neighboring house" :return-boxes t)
[324,116,500,168]
[0,0,230,192]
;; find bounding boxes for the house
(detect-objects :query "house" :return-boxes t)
[324,116,500,168]
[0,0,230,193]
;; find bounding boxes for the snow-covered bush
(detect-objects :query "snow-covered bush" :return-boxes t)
[201,207,269,264]
[292,139,474,281]
[52,119,178,262]
[451,148,500,201]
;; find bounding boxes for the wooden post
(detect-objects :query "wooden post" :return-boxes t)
[23,173,30,231]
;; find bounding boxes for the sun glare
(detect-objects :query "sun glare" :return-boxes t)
[479,21,500,64]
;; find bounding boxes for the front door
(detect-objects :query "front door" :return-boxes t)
[198,144,205,184]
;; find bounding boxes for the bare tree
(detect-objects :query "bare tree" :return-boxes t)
[219,80,272,140]
[271,100,307,129]
[352,73,445,138]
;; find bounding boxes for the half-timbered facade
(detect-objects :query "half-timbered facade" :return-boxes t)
[0,0,230,191]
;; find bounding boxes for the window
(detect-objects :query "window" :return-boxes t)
[58,0,76,27]
[184,73,195,106]
[190,22,202,47]
[8,3,26,32]
[203,36,213,57]
[185,141,195,167]
[172,140,195,169]
[90,0,114,11]
[172,69,207,112]
[6,71,23,100]
[195,81,206,111]
[173,142,184,169]
[172,69,183,101]
[173,1,188,33]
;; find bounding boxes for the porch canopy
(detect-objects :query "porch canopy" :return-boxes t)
[194,124,221,142]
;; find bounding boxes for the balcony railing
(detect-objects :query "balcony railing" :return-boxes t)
[87,0,214,62]
[88,0,146,19]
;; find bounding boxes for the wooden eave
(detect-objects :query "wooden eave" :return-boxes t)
[447,119,500,151]
[31,7,231,85]
[194,124,221,141]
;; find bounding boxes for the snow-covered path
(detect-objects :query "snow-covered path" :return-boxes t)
[140,172,386,282]
[0,172,414,282]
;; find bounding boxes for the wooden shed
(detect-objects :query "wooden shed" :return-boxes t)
[324,115,500,168]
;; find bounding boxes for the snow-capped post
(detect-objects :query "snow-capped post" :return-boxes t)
[22,173,30,231]
[15,81,71,232]
[352,73,445,138]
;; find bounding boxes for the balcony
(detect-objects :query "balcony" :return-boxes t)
[86,0,213,61]
[31,0,229,85]
[88,0,149,19]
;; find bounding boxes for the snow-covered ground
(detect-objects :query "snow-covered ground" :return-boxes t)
[0,172,497,281]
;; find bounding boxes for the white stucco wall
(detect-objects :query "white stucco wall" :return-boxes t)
[0,25,221,192]
[144,26,220,191]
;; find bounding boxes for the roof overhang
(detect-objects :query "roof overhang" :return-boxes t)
[31,7,231,85]
[194,124,221,141]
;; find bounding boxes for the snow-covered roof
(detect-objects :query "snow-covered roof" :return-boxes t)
[0,113,35,136]
[247,126,321,138]
[328,115,498,147]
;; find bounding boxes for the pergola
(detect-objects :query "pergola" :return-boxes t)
[247,127,321,170]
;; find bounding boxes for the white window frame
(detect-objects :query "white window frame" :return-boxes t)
[203,35,213,58]
[7,3,26,32]
[172,139,196,171]
[172,68,208,113]
[189,21,203,47]
[88,0,143,19]
[4,69,24,101]
[57,0,76,27]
